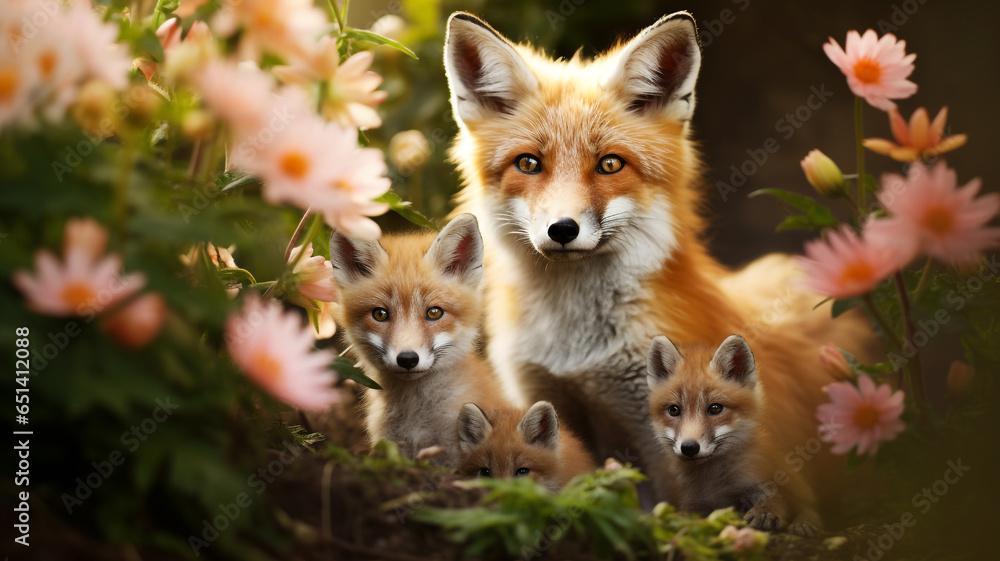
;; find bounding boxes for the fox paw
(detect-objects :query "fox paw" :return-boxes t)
[744,507,784,532]
[787,519,818,537]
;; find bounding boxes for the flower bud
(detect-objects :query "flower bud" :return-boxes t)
[818,342,851,378]
[370,15,406,42]
[72,80,118,138]
[801,149,845,198]
[123,84,161,127]
[946,361,973,401]
[101,293,169,350]
[181,109,215,140]
[388,130,431,175]
[64,218,109,261]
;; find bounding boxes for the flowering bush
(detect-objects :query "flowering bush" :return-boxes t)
[758,28,1000,465]
[0,0,422,556]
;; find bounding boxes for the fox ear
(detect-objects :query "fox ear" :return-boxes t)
[602,11,701,121]
[425,214,484,287]
[457,403,492,453]
[710,335,757,387]
[647,335,684,388]
[518,401,560,451]
[444,12,538,126]
[329,230,387,286]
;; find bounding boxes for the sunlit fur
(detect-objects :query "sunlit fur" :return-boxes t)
[648,336,821,535]
[445,13,881,510]
[455,403,595,491]
[332,222,508,468]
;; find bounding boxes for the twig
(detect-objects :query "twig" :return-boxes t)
[263,209,314,299]
[913,256,934,297]
[854,96,867,215]
[893,272,926,407]
[862,294,902,350]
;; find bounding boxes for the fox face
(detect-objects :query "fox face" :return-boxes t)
[329,215,484,380]
[647,335,763,463]
[444,12,702,265]
[455,402,564,491]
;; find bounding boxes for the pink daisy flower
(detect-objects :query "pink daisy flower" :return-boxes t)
[0,40,41,131]
[211,0,327,63]
[823,29,917,111]
[866,161,1000,265]
[317,146,391,239]
[191,61,276,135]
[62,0,131,91]
[13,218,145,317]
[796,224,903,299]
[274,39,388,129]
[225,295,340,411]
[285,243,338,311]
[863,106,967,162]
[816,374,905,456]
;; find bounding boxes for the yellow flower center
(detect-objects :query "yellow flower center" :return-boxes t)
[853,58,882,84]
[0,65,18,103]
[39,50,57,78]
[840,260,874,286]
[280,151,310,179]
[921,206,955,237]
[333,177,353,192]
[251,351,284,384]
[61,282,96,310]
[852,404,881,430]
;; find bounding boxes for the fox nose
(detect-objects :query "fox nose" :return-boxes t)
[396,351,420,370]
[680,440,700,457]
[547,218,579,245]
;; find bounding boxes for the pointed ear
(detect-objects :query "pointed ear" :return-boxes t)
[517,401,559,451]
[425,214,484,287]
[710,335,757,387]
[601,12,701,121]
[647,335,684,389]
[457,403,492,453]
[444,12,538,126]
[329,230,387,287]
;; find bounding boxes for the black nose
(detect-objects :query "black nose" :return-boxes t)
[396,351,419,370]
[547,218,579,245]
[680,440,700,457]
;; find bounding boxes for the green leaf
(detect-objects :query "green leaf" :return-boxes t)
[219,170,259,193]
[136,27,166,62]
[342,29,419,59]
[862,173,879,195]
[216,266,257,286]
[333,357,382,389]
[831,298,860,318]
[750,188,838,231]
[375,191,438,230]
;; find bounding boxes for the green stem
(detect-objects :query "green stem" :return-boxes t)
[843,190,863,217]
[114,141,135,239]
[913,256,934,298]
[892,272,925,408]
[854,96,867,216]
[328,0,346,33]
[862,293,901,350]
[265,210,318,300]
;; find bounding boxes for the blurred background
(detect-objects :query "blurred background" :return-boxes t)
[355,0,999,266]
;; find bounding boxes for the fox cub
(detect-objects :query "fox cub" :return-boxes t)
[646,335,821,536]
[329,214,507,467]
[455,401,595,491]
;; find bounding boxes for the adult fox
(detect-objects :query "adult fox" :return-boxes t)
[443,11,879,506]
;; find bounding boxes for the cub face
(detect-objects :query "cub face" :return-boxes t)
[647,335,762,463]
[329,215,484,380]
[455,402,562,491]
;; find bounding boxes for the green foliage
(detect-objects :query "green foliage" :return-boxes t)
[414,468,767,560]
[748,188,839,232]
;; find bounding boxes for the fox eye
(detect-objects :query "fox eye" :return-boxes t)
[667,404,681,417]
[597,155,624,174]
[426,306,444,320]
[478,467,492,478]
[514,154,542,174]
[371,307,389,322]
[708,403,724,415]
[515,467,530,477]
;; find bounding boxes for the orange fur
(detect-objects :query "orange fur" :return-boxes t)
[456,403,596,491]
[443,13,881,510]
